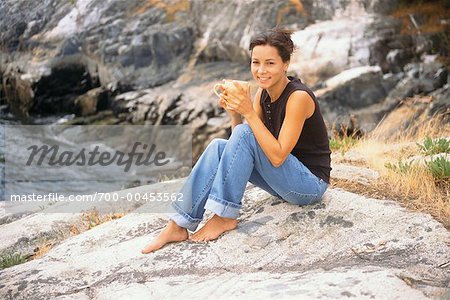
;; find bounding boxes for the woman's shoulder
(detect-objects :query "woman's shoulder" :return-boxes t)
[287,76,307,88]
[287,76,316,100]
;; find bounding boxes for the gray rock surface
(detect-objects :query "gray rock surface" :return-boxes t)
[330,164,380,185]
[0,180,184,259]
[0,180,449,299]
[314,66,395,133]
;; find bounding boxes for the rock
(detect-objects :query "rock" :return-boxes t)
[74,87,108,116]
[193,0,404,67]
[110,61,251,161]
[0,183,448,298]
[331,164,380,185]
[2,58,97,119]
[332,150,368,165]
[0,180,184,259]
[386,49,415,73]
[290,17,376,85]
[428,84,450,118]
[191,0,305,63]
[0,0,196,118]
[404,61,448,94]
[316,66,390,133]
[315,55,448,134]
[91,267,431,299]
[289,13,414,86]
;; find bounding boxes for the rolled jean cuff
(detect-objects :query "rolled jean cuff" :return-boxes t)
[170,202,202,232]
[204,195,241,219]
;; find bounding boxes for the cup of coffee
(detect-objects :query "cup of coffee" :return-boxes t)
[213,80,249,98]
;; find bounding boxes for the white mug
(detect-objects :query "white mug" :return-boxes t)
[213,80,249,97]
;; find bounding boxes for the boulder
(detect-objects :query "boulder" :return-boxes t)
[74,87,108,116]
[289,12,414,86]
[2,58,97,119]
[316,66,392,133]
[0,181,448,299]
[290,17,378,86]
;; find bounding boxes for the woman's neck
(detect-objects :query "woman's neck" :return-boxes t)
[267,76,290,103]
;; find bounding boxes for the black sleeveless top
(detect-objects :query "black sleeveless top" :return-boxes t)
[260,76,331,183]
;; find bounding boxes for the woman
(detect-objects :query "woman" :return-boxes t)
[141,28,331,254]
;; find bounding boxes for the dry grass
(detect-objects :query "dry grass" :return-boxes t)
[31,242,54,260]
[26,209,126,261]
[392,1,450,35]
[370,98,450,142]
[332,110,450,229]
[277,0,308,25]
[391,0,450,67]
[70,209,125,235]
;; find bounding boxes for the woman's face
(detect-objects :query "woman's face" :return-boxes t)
[251,44,289,89]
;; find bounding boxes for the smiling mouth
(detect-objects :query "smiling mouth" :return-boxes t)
[258,76,271,82]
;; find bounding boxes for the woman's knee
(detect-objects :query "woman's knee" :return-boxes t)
[208,138,227,147]
[205,138,227,154]
[231,124,252,138]
[282,191,321,206]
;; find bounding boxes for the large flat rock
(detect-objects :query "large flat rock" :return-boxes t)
[0,181,449,299]
[64,267,430,300]
[0,180,184,257]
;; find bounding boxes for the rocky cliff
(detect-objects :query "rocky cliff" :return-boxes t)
[1,0,449,160]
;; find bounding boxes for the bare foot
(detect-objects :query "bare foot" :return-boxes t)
[190,214,237,242]
[141,220,188,254]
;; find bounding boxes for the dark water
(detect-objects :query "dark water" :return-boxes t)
[0,112,189,202]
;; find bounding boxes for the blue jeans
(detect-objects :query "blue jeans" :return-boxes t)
[170,124,329,231]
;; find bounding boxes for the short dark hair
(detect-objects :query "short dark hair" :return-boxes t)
[249,28,295,62]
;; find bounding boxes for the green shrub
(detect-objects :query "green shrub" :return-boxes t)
[417,137,450,156]
[385,160,414,174]
[0,253,27,269]
[329,136,358,153]
[426,156,450,180]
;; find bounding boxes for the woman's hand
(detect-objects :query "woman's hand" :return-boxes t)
[218,96,238,116]
[221,81,254,118]
[217,84,241,119]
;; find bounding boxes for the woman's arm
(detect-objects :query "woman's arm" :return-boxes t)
[224,84,314,167]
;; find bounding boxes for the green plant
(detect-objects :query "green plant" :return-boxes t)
[329,136,358,153]
[426,156,450,180]
[417,137,450,155]
[0,253,27,269]
[329,122,362,154]
[385,160,414,174]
